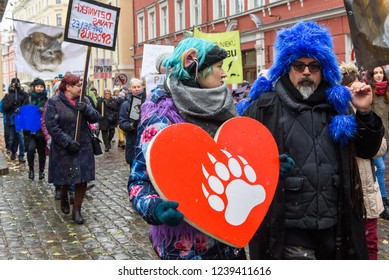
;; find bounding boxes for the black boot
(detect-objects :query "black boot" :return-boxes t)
[39,171,45,180]
[28,169,34,180]
[72,183,87,224]
[381,198,389,221]
[60,185,70,215]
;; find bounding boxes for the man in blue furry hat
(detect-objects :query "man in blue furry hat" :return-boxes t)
[240,21,384,259]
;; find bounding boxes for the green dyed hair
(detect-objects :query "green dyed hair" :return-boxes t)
[162,37,216,80]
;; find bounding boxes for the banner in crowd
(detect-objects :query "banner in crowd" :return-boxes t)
[141,44,174,78]
[13,21,87,79]
[64,0,120,50]
[144,74,166,98]
[194,28,243,84]
[94,58,112,79]
[344,0,389,69]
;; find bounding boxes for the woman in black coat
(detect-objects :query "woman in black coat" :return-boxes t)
[23,78,48,180]
[97,89,118,152]
[45,74,99,224]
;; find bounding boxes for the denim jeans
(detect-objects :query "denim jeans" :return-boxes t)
[18,130,24,158]
[6,124,19,154]
[374,154,387,198]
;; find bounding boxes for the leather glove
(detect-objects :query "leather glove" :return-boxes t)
[279,153,295,180]
[75,101,87,112]
[14,108,20,114]
[66,140,80,153]
[153,201,184,226]
[38,107,44,113]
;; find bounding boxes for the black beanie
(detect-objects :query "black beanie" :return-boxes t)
[11,78,20,84]
[33,78,45,88]
[198,45,227,72]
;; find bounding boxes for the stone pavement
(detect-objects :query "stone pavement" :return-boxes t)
[0,122,389,260]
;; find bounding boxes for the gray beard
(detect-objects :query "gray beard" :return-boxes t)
[298,86,315,99]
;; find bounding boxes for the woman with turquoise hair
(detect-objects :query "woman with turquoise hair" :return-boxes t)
[127,37,245,259]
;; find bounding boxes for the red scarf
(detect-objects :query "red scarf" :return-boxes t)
[375,81,388,95]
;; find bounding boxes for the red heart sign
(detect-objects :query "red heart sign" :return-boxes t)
[146,116,279,248]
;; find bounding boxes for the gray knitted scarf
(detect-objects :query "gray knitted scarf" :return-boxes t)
[167,77,238,137]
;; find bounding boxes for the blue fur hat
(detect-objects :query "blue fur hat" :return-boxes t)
[238,21,356,144]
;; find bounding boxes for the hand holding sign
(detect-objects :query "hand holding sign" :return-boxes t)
[146,116,279,248]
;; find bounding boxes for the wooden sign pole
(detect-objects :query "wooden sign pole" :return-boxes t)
[75,45,91,141]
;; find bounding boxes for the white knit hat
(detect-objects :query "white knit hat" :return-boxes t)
[155,52,172,73]
[53,81,61,93]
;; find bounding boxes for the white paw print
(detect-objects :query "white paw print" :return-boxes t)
[202,150,266,226]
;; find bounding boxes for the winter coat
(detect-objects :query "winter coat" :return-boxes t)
[2,87,28,125]
[128,86,244,260]
[22,90,48,139]
[97,97,119,131]
[44,92,99,185]
[372,94,389,144]
[119,91,146,164]
[243,78,384,259]
[357,137,386,219]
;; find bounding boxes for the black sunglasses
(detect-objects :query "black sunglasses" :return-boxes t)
[292,61,322,73]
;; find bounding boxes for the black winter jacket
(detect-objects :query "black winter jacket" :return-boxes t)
[2,87,28,125]
[244,78,383,259]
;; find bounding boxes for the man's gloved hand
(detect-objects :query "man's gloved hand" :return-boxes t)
[66,140,80,153]
[75,102,87,112]
[14,108,20,114]
[38,107,44,113]
[153,201,184,226]
[280,153,295,180]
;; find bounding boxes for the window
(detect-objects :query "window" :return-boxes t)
[248,0,265,9]
[148,7,156,40]
[175,0,185,31]
[214,0,226,19]
[230,0,244,15]
[190,0,201,26]
[56,0,61,4]
[160,3,168,36]
[137,13,145,42]
[56,13,62,26]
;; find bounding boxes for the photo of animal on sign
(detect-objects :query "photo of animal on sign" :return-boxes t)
[146,117,279,248]
[14,21,86,78]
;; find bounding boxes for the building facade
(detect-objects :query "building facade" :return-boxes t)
[132,0,353,85]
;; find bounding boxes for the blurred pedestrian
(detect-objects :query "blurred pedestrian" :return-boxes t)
[119,78,146,165]
[1,78,28,161]
[340,62,386,260]
[22,78,48,180]
[365,65,389,220]
[116,90,126,149]
[41,81,61,199]
[97,89,119,152]
[45,73,99,224]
